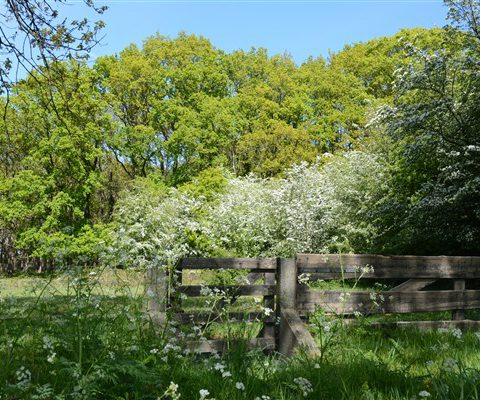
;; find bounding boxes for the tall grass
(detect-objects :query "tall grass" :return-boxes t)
[1,269,480,399]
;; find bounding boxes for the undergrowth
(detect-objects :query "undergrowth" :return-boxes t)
[1,269,480,400]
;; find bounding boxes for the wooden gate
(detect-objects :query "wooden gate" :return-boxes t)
[146,254,480,356]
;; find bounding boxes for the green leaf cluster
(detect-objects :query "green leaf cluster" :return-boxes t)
[3,9,479,270]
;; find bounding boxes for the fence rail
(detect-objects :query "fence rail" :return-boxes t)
[297,289,480,315]
[179,257,277,271]
[146,254,480,356]
[297,254,480,278]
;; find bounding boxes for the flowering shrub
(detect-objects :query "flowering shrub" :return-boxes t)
[205,175,284,257]
[108,186,207,268]
[208,153,388,256]
[108,153,387,266]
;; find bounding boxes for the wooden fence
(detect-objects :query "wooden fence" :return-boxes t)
[145,254,480,356]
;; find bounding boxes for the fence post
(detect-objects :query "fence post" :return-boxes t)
[277,257,297,355]
[263,272,276,341]
[145,264,168,326]
[173,265,183,312]
[452,279,466,320]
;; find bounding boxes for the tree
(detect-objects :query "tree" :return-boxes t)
[445,0,480,41]
[372,0,480,255]
[237,120,316,177]
[329,27,445,99]
[298,57,371,152]
[97,33,231,182]
[0,61,114,270]
[0,0,106,95]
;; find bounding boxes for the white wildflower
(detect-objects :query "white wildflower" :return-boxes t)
[263,307,274,316]
[200,287,213,297]
[360,264,374,275]
[437,327,462,339]
[42,336,54,351]
[235,382,245,390]
[47,352,56,363]
[444,358,458,372]
[298,273,311,284]
[16,366,31,383]
[214,363,225,372]
[294,377,313,397]
[159,381,181,400]
[451,328,462,339]
[353,311,363,318]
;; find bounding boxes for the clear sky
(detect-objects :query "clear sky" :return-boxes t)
[67,0,448,63]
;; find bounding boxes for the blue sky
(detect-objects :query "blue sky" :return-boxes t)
[68,0,448,63]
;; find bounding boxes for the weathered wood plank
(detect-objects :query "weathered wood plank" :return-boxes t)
[278,258,298,355]
[180,258,277,270]
[278,258,297,309]
[185,338,275,353]
[362,320,480,331]
[297,254,480,279]
[389,279,437,292]
[172,267,183,311]
[179,285,276,297]
[144,266,168,325]
[297,289,480,315]
[262,272,276,340]
[173,312,275,324]
[245,272,264,284]
[279,308,319,357]
[452,279,466,320]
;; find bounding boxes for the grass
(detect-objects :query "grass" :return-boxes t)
[1,270,480,399]
[0,268,144,298]
[309,315,480,396]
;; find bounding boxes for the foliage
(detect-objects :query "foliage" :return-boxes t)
[0,0,106,94]
[0,29,388,270]
[178,167,230,201]
[96,35,373,180]
[109,183,207,268]
[0,63,115,269]
[205,174,285,257]
[320,151,390,253]
[3,0,480,271]
[208,154,389,257]
[109,156,388,266]
[329,27,446,99]
[371,0,480,254]
[2,273,480,399]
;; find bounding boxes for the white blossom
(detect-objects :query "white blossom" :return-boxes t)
[419,390,431,397]
[294,377,313,397]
